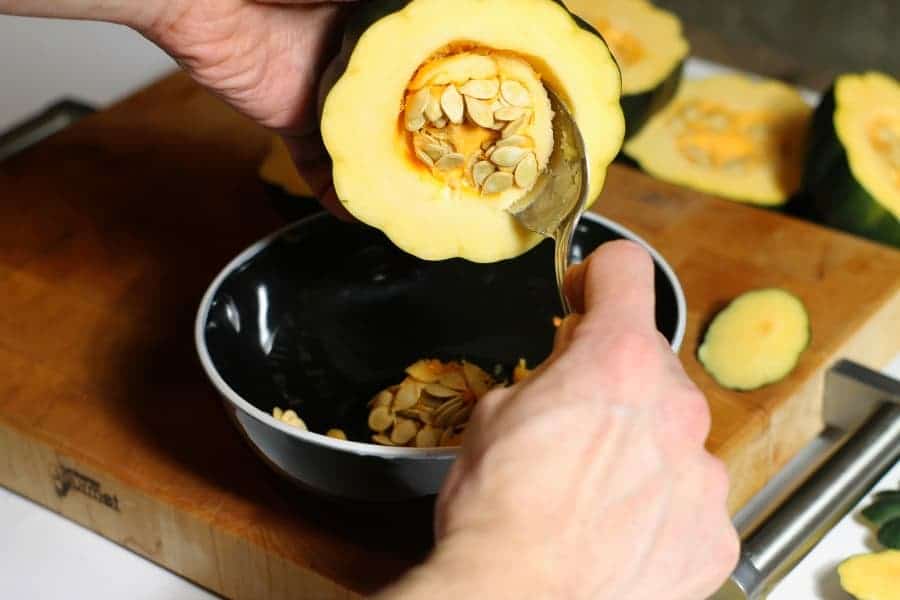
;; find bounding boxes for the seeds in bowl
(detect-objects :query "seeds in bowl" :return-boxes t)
[273,357,538,448]
[271,407,348,441]
[272,407,308,430]
[367,358,527,448]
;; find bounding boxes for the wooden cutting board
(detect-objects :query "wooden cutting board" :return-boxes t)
[1,71,898,599]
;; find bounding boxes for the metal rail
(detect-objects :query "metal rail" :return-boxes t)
[713,360,900,599]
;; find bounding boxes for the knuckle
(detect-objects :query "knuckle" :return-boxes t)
[468,386,509,425]
[607,329,661,374]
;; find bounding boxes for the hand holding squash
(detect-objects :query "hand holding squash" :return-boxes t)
[376,241,740,600]
[0,0,359,220]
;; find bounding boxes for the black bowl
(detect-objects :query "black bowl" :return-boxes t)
[196,211,686,501]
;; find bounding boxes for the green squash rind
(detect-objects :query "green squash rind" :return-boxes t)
[862,498,900,528]
[803,86,900,249]
[875,490,900,502]
[877,518,900,550]
[620,60,683,140]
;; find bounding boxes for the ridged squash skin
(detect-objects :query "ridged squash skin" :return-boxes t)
[318,0,625,263]
[562,0,688,139]
[803,72,900,249]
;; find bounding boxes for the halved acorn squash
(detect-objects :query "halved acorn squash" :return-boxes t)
[319,0,624,263]
[803,71,900,248]
[562,0,689,138]
[624,74,812,206]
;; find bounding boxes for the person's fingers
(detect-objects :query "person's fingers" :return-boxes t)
[252,1,350,135]
[576,240,657,333]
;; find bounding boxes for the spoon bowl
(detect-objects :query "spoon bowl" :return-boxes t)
[506,90,590,315]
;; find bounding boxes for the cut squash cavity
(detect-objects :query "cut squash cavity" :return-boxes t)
[319,0,624,263]
[698,288,810,391]
[402,51,554,198]
[624,75,812,206]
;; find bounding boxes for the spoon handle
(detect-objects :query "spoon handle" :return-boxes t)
[554,218,577,316]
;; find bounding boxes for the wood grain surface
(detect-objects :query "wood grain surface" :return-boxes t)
[1,71,898,599]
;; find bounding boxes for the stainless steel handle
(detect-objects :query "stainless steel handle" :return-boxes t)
[0,99,94,162]
[714,360,900,599]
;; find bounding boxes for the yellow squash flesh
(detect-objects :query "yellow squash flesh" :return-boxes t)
[624,74,812,206]
[835,72,900,219]
[563,0,688,96]
[839,550,900,600]
[321,0,624,263]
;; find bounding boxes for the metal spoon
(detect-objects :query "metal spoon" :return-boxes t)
[505,90,590,316]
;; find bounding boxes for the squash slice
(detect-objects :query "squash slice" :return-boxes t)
[698,288,810,391]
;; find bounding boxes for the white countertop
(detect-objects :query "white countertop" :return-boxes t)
[1,14,898,600]
[0,16,175,133]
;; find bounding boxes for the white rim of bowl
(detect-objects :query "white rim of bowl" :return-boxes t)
[194,212,687,459]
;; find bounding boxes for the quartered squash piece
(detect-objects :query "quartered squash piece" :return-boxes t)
[367,359,500,447]
[319,0,624,263]
[698,288,810,391]
[624,75,812,206]
[803,72,900,248]
[839,550,900,600]
[563,0,688,137]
